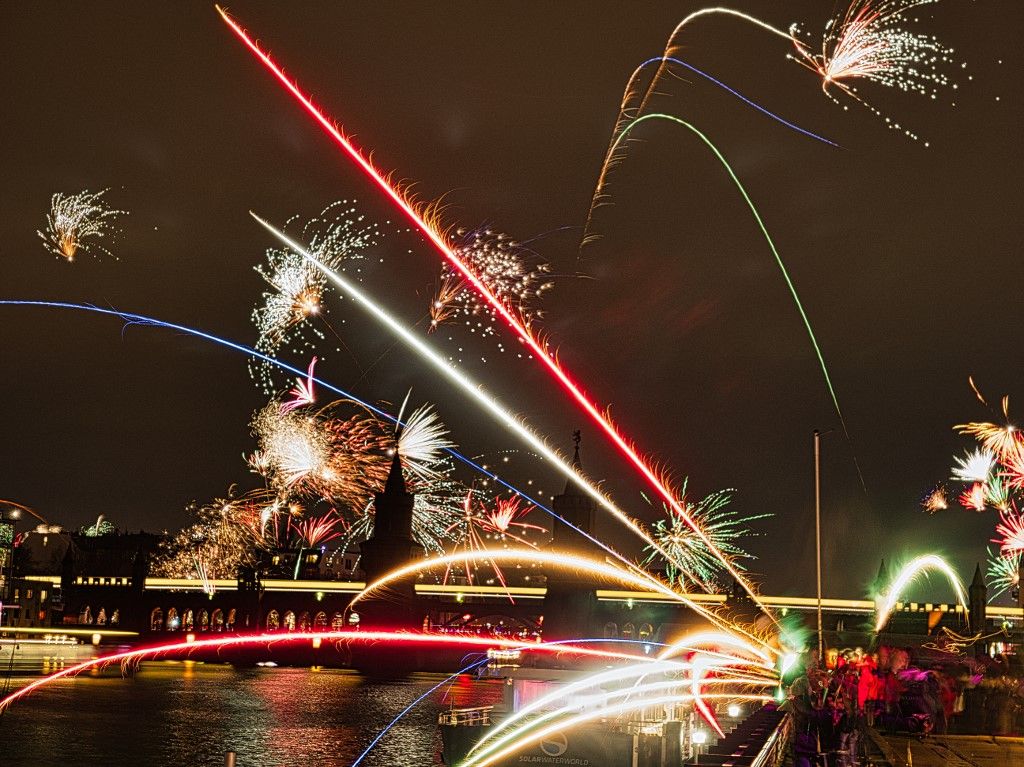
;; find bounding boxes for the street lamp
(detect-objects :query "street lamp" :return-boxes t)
[692,729,708,764]
[814,429,834,667]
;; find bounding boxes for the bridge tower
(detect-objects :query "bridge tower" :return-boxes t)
[544,431,599,640]
[355,451,425,630]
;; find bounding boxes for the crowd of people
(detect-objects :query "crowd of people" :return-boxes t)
[784,645,1017,766]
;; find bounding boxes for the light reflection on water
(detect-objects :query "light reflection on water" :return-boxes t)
[1,663,504,766]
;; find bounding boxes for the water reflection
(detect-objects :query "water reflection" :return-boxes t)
[3,663,504,766]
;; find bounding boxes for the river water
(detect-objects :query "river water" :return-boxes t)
[0,663,504,766]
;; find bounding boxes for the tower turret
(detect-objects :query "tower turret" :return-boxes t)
[357,451,424,589]
[544,431,599,640]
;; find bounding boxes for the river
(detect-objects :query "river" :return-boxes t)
[0,662,504,766]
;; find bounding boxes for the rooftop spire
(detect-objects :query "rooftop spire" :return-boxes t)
[385,450,406,495]
[971,562,985,589]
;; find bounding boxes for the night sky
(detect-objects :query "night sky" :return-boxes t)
[1,2,1020,599]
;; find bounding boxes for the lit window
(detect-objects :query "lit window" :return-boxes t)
[26,590,33,600]
[40,590,47,602]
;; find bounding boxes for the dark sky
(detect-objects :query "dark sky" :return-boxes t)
[1,2,1020,599]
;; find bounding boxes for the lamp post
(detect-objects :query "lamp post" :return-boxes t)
[814,430,823,665]
[813,429,833,666]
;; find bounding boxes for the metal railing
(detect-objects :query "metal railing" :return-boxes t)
[751,714,790,767]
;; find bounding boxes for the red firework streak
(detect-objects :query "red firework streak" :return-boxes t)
[0,631,664,713]
[215,7,771,615]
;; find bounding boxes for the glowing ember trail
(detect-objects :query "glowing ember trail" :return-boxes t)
[253,217,775,644]
[0,300,622,575]
[216,7,772,617]
[349,548,690,611]
[606,112,856,472]
[874,554,969,632]
[0,631,661,713]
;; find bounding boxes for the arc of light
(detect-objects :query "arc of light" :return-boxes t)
[350,543,776,658]
[0,499,50,525]
[461,692,773,767]
[216,10,770,621]
[607,114,856,467]
[0,630,659,713]
[353,637,669,767]
[252,217,747,625]
[875,554,969,633]
[349,548,687,612]
[469,659,688,757]
[469,678,770,766]
[469,653,770,760]
[633,8,795,121]
[657,630,774,668]
[582,53,836,248]
[0,300,644,589]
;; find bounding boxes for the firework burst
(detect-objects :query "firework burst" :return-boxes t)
[290,511,345,548]
[995,509,1024,556]
[249,399,384,508]
[950,448,995,484]
[921,484,948,514]
[250,201,381,392]
[442,492,548,593]
[986,546,1021,602]
[38,189,126,262]
[642,482,769,591]
[790,0,958,143]
[959,482,987,513]
[153,492,268,582]
[429,228,553,355]
[485,497,547,540]
[394,403,455,482]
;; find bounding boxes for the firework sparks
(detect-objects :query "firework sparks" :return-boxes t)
[995,510,1024,556]
[218,12,776,618]
[951,448,995,484]
[281,356,318,413]
[153,492,269,582]
[0,300,628,576]
[921,484,948,514]
[985,476,1011,512]
[642,483,769,591]
[290,511,344,548]
[395,403,454,482]
[959,482,987,512]
[790,0,957,143]
[250,201,380,392]
[986,546,1021,602]
[485,497,546,538]
[429,228,553,351]
[249,399,385,508]
[443,493,548,592]
[38,189,126,262]
[875,555,969,632]
[1003,449,1024,492]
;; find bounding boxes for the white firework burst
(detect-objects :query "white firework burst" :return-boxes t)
[38,189,126,261]
[250,201,381,392]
